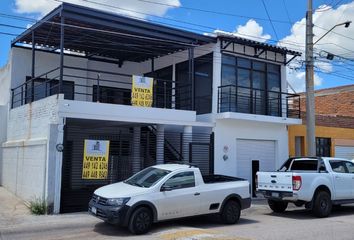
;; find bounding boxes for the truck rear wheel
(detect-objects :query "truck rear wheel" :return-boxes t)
[312,191,332,218]
[220,200,241,224]
[128,207,153,235]
[268,200,288,213]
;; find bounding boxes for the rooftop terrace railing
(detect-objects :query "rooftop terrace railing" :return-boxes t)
[11,66,193,111]
[217,85,301,119]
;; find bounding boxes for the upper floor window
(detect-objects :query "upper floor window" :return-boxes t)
[25,77,74,104]
[220,54,281,116]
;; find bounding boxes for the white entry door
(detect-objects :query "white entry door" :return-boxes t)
[236,139,276,186]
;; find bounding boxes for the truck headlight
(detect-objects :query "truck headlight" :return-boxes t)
[106,198,130,207]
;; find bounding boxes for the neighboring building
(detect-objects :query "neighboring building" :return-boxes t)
[0,3,301,213]
[289,85,354,159]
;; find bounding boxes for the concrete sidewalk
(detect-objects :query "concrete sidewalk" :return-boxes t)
[0,187,30,228]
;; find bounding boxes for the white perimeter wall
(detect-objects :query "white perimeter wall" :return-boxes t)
[2,95,61,206]
[0,55,11,186]
[214,119,289,177]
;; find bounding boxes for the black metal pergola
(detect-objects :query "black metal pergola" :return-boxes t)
[11,2,215,109]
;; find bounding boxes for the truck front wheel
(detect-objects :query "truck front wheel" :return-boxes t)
[268,200,288,213]
[220,200,241,224]
[312,191,332,218]
[128,207,153,235]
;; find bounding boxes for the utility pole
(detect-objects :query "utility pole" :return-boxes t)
[305,0,316,156]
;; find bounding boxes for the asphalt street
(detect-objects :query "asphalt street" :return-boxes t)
[1,187,354,240]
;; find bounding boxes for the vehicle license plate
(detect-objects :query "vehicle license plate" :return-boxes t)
[91,207,97,215]
[272,192,279,197]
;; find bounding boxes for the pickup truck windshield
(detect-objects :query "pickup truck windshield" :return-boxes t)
[124,167,171,188]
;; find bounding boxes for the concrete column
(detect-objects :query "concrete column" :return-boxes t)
[212,42,222,114]
[183,126,193,162]
[156,125,165,165]
[132,126,141,174]
[53,118,65,214]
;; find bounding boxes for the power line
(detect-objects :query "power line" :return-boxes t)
[53,0,216,33]
[2,2,351,65]
[314,24,354,42]
[282,0,294,25]
[0,23,27,30]
[0,12,36,22]
[315,0,346,11]
[0,31,19,36]
[0,11,307,53]
[136,0,291,24]
[261,0,279,41]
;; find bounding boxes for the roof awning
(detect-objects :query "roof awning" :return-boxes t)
[12,3,215,63]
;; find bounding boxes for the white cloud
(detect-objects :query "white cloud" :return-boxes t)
[15,0,181,18]
[287,69,323,93]
[279,1,354,92]
[214,19,271,42]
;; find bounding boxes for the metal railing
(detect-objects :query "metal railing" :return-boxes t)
[11,66,193,110]
[217,85,300,118]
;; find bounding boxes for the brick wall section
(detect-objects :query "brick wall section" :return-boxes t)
[301,112,354,129]
[298,84,354,129]
[299,84,354,118]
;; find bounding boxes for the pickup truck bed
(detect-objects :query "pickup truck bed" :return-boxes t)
[203,175,245,184]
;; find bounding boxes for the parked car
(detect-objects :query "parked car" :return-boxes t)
[257,157,354,218]
[89,163,251,234]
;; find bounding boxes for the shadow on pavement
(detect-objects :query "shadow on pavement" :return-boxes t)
[93,222,131,237]
[265,204,354,220]
[93,215,259,237]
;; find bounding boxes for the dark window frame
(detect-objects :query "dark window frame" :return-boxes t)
[92,85,131,105]
[316,137,331,157]
[25,76,74,103]
[145,65,173,109]
[175,53,213,114]
[221,54,282,116]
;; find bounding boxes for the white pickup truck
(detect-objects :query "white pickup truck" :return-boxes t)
[257,157,354,218]
[89,163,251,234]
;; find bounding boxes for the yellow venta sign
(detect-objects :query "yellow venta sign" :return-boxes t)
[82,140,110,179]
[131,75,153,107]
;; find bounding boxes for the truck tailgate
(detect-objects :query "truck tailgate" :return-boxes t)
[257,172,293,192]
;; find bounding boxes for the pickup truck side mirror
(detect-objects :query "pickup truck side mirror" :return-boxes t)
[161,185,173,192]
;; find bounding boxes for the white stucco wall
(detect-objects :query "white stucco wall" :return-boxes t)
[0,106,7,185]
[214,119,289,177]
[0,56,11,186]
[2,95,61,206]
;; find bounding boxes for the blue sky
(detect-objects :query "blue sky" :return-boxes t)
[1,0,353,92]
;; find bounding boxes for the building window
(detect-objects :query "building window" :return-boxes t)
[145,66,173,109]
[25,77,74,103]
[176,53,213,114]
[92,85,131,105]
[220,54,281,116]
[316,137,331,157]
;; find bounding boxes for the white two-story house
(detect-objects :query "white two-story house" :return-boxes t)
[0,3,301,213]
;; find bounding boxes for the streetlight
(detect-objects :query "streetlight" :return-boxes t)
[314,21,351,45]
[305,1,351,157]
